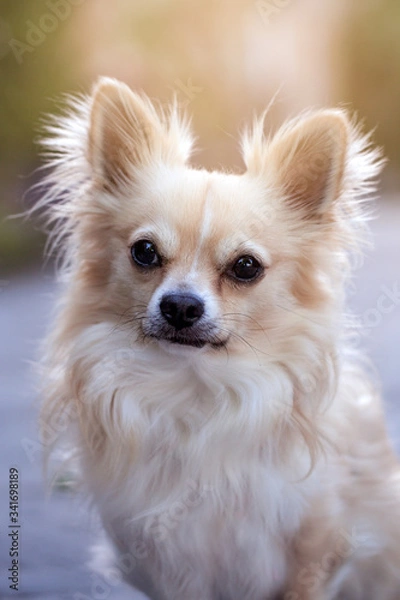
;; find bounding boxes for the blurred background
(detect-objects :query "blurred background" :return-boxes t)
[1,0,400,270]
[0,0,399,598]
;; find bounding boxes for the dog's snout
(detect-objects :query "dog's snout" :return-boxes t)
[160,293,205,330]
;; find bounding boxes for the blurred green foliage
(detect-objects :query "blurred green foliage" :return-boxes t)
[0,204,45,273]
[0,1,83,168]
[0,0,84,272]
[338,0,400,170]
[1,0,399,274]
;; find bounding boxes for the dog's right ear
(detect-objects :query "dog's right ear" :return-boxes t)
[88,77,193,189]
[243,110,349,221]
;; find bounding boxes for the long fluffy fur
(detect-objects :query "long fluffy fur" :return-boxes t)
[37,78,400,600]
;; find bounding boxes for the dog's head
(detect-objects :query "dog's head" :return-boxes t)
[41,78,382,361]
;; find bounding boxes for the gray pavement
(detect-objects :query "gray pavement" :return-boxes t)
[0,199,399,599]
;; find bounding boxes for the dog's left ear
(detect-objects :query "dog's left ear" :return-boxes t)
[88,77,193,189]
[245,111,348,219]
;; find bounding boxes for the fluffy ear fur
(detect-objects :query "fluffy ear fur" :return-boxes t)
[244,111,349,219]
[88,77,193,189]
[267,111,348,217]
[242,109,384,255]
[32,78,193,263]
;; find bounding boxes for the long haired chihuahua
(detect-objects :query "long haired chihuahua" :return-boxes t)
[38,77,400,599]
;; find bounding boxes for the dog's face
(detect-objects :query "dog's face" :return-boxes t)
[115,168,279,353]
[73,78,350,357]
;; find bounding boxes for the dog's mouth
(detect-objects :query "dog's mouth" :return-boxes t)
[164,336,208,348]
[164,335,228,349]
[148,332,229,350]
[143,316,229,350]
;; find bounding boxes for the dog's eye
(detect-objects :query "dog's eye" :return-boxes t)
[230,255,263,282]
[131,240,161,268]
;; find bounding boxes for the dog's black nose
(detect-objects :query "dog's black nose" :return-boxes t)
[160,293,205,330]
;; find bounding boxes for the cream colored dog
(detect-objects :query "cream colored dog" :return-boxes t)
[39,77,400,599]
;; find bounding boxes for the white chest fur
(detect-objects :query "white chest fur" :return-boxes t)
[96,444,314,600]
[78,335,318,599]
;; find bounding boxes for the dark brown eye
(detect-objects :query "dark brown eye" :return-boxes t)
[230,255,263,282]
[131,240,161,268]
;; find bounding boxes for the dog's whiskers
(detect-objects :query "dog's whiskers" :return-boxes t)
[274,302,325,327]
